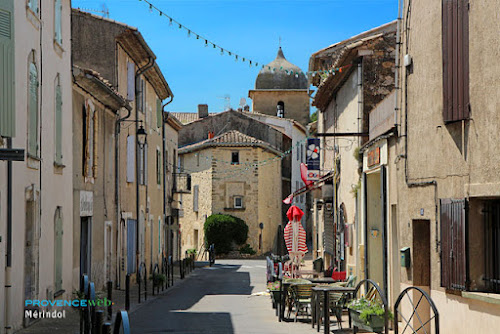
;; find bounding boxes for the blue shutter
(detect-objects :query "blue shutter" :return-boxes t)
[0,2,15,137]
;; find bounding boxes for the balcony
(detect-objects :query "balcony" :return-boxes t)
[173,173,191,193]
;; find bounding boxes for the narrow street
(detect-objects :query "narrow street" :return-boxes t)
[130,260,319,334]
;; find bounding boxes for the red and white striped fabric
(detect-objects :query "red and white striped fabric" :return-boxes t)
[284,221,308,254]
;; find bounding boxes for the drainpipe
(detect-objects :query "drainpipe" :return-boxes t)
[161,96,174,262]
[135,57,155,275]
[5,138,13,333]
[394,0,403,130]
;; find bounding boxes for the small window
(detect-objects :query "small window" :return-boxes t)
[234,196,243,209]
[54,0,62,45]
[277,101,285,118]
[28,0,39,14]
[231,152,239,165]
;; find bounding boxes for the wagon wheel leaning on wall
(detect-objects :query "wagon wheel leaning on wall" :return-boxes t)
[394,286,439,334]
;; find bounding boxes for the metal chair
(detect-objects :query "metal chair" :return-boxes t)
[290,283,315,322]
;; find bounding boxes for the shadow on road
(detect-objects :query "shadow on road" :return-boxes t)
[130,263,253,333]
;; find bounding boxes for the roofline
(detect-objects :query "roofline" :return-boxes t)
[309,20,397,61]
[72,66,132,112]
[242,111,307,134]
[165,113,183,131]
[179,141,283,157]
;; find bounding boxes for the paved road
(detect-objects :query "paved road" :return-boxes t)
[130,259,322,334]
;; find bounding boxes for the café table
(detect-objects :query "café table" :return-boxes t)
[311,285,356,334]
[309,277,337,284]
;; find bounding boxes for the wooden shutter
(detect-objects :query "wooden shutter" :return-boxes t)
[54,208,63,292]
[28,62,39,156]
[55,84,62,164]
[54,0,62,44]
[440,198,468,290]
[126,135,135,182]
[157,99,162,128]
[193,185,199,212]
[442,0,470,123]
[127,61,135,101]
[0,1,15,137]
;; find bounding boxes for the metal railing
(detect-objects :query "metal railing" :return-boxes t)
[80,274,130,334]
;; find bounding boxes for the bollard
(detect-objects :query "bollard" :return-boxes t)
[95,310,104,334]
[101,322,112,334]
[180,259,184,279]
[107,281,112,320]
[125,274,130,311]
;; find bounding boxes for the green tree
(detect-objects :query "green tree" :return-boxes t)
[204,214,249,254]
[310,110,318,122]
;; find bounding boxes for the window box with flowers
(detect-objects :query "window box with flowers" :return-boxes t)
[347,297,393,333]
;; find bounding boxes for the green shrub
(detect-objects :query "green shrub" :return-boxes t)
[149,273,166,287]
[186,248,197,256]
[239,243,256,255]
[204,214,249,254]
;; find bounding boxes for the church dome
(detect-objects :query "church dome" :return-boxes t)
[255,47,308,90]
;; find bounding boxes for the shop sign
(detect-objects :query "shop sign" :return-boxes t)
[80,191,93,217]
[306,138,320,180]
[367,147,380,167]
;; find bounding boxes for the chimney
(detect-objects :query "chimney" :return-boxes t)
[198,104,209,119]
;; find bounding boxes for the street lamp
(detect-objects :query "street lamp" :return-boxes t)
[137,121,147,143]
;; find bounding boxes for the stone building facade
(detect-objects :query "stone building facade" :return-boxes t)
[178,130,283,256]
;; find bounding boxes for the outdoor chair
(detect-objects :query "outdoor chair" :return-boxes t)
[315,282,346,329]
[290,283,315,322]
[283,278,311,319]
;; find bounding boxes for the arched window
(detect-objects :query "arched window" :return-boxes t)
[277,101,285,118]
[28,52,39,157]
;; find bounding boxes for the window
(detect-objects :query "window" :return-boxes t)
[139,143,148,185]
[156,149,161,185]
[54,207,63,292]
[28,56,39,157]
[137,78,145,113]
[277,101,285,118]
[156,98,162,128]
[483,200,500,293]
[296,145,300,161]
[54,76,62,164]
[27,0,38,14]
[0,0,15,137]
[126,135,135,182]
[54,0,62,45]
[442,0,470,123]
[193,185,199,212]
[231,152,239,165]
[234,196,243,209]
[196,153,200,167]
[82,99,97,180]
[127,61,135,101]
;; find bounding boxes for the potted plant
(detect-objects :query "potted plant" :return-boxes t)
[267,281,281,309]
[149,273,167,288]
[347,297,393,333]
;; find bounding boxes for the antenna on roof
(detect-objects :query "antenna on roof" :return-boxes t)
[217,95,231,111]
[78,4,110,18]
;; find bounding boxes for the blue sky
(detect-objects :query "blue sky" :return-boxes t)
[72,0,398,114]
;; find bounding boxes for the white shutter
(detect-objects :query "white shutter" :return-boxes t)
[127,135,135,182]
[127,62,135,101]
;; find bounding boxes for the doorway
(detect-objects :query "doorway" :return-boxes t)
[127,219,137,274]
[80,217,92,279]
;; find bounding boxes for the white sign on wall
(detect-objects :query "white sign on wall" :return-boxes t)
[80,191,93,217]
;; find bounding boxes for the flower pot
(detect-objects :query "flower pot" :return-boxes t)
[349,308,385,333]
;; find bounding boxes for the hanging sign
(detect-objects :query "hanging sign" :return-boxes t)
[306,138,320,181]
[367,147,380,167]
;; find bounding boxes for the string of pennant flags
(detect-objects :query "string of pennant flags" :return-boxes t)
[137,0,352,77]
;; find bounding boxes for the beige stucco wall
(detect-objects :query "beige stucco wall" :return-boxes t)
[395,0,500,332]
[72,87,118,291]
[249,90,310,126]
[0,1,73,331]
